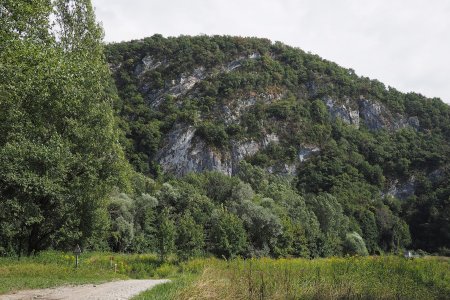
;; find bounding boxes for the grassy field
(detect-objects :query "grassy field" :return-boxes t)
[175,256,450,300]
[0,251,178,295]
[1,253,449,299]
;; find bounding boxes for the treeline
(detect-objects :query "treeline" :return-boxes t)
[105,162,411,260]
[106,34,450,255]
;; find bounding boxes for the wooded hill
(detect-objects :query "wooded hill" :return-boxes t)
[1,1,449,258]
[105,35,450,256]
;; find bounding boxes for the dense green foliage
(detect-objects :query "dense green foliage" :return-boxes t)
[0,0,130,255]
[1,0,449,260]
[105,35,450,256]
[75,165,412,259]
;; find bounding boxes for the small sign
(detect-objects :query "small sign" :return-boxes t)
[74,244,81,268]
[73,244,82,255]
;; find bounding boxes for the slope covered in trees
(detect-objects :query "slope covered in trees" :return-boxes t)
[105,35,450,256]
[1,1,449,258]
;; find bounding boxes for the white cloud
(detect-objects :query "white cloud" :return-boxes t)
[92,0,450,104]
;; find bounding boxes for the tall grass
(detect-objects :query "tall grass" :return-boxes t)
[0,251,179,294]
[178,256,450,300]
[2,253,448,299]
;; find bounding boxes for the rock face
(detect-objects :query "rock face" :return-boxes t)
[223,93,283,125]
[156,125,283,176]
[358,98,386,130]
[135,53,266,109]
[298,146,320,162]
[135,55,163,75]
[267,163,297,176]
[156,125,232,176]
[386,178,417,200]
[133,54,207,107]
[125,54,423,178]
[325,97,360,128]
[144,67,206,108]
[325,97,420,131]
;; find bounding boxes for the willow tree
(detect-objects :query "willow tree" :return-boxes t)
[0,0,130,255]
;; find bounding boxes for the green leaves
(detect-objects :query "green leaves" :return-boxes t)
[176,212,205,261]
[0,0,131,255]
[209,208,247,259]
[156,208,175,262]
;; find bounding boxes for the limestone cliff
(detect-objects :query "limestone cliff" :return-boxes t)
[105,35,447,179]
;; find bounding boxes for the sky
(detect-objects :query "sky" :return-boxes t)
[91,0,450,104]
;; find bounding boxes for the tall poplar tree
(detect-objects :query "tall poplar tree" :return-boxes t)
[0,0,130,255]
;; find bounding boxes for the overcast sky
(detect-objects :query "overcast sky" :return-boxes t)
[92,0,450,104]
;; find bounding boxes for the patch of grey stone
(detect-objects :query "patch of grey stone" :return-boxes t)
[298,146,320,162]
[156,124,281,177]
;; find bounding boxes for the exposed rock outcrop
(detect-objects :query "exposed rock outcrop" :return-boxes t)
[135,55,164,75]
[223,52,261,72]
[386,178,416,200]
[324,97,420,131]
[144,67,206,108]
[223,93,283,124]
[156,125,282,176]
[358,98,387,130]
[298,146,320,162]
[325,97,360,128]
[267,163,297,176]
[359,97,421,131]
[156,125,232,176]
[136,54,265,109]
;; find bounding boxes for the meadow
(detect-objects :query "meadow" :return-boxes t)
[175,256,450,300]
[0,252,448,300]
[0,251,178,295]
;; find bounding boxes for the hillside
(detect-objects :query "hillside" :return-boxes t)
[2,3,450,298]
[105,35,450,253]
[2,3,449,258]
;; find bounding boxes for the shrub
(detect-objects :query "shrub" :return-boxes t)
[343,232,369,256]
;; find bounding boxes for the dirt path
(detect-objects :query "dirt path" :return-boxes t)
[0,279,170,300]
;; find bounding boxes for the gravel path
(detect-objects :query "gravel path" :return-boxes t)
[0,279,170,300]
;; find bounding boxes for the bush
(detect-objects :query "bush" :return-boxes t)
[343,232,369,256]
[196,122,229,148]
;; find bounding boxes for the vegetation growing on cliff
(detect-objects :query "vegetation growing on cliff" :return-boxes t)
[1,1,449,260]
[105,35,450,255]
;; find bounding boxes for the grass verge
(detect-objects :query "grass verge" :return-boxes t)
[131,274,197,300]
[0,251,178,295]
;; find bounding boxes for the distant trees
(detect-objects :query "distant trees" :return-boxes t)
[107,193,135,252]
[209,208,247,259]
[176,212,204,261]
[104,32,449,258]
[343,232,369,256]
[156,208,175,262]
